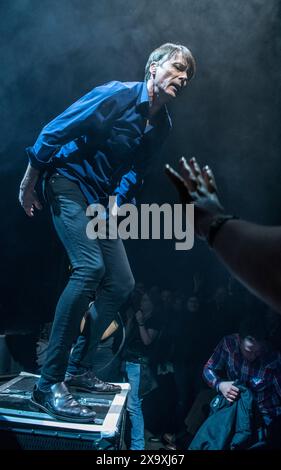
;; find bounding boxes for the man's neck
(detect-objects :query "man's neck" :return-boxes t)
[146,79,167,118]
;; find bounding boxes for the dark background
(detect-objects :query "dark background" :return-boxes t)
[0,0,281,331]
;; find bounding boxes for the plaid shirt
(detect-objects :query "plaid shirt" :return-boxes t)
[203,334,281,424]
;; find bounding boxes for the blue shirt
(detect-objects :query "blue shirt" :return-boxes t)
[26,81,172,205]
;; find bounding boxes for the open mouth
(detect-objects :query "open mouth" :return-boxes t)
[171,84,181,94]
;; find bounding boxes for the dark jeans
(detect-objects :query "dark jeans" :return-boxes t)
[40,174,134,383]
[92,335,122,382]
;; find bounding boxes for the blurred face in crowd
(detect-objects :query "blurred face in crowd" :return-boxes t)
[135,282,145,295]
[173,297,184,313]
[161,290,172,304]
[239,336,263,362]
[150,285,160,296]
[140,293,153,316]
[214,287,227,307]
[186,296,199,313]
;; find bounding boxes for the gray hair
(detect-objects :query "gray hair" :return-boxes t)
[144,43,196,81]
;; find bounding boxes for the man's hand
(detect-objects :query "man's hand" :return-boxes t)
[218,381,240,403]
[135,309,145,325]
[165,157,224,239]
[19,184,42,217]
[19,164,42,217]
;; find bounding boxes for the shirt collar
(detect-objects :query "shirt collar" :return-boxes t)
[137,82,172,131]
[136,82,150,115]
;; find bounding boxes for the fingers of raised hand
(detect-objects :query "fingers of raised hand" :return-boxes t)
[165,164,193,203]
[179,157,198,192]
[189,157,205,184]
[202,165,218,193]
[189,157,202,177]
[165,164,184,186]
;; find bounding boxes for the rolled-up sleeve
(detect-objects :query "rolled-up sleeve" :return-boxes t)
[203,338,228,390]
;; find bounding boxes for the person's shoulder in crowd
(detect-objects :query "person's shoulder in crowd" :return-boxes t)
[221,333,240,350]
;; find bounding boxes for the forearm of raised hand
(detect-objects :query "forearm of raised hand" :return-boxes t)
[213,219,281,313]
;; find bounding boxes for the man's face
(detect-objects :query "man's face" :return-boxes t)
[186,296,199,313]
[214,287,227,305]
[239,336,263,362]
[151,52,189,101]
[135,282,145,295]
[173,297,183,312]
[161,290,172,304]
[140,293,153,315]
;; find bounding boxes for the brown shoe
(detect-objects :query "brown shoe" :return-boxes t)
[65,370,122,394]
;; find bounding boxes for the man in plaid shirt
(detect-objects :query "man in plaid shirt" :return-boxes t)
[203,314,281,432]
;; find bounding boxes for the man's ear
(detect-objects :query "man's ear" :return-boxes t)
[149,61,157,78]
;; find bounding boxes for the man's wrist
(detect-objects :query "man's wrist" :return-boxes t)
[216,381,222,393]
[20,179,36,191]
[207,215,239,247]
[21,165,40,189]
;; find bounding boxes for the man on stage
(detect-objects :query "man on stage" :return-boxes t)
[19,43,195,422]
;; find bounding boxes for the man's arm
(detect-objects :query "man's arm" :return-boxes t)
[19,82,129,216]
[203,338,227,390]
[272,355,281,399]
[26,82,127,170]
[135,310,158,346]
[203,338,240,403]
[166,157,281,314]
[212,220,281,314]
[19,164,42,217]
